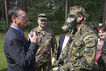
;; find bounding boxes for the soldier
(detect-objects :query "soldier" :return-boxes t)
[56,6,97,71]
[29,13,57,71]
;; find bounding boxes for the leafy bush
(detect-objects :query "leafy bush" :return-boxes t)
[24,21,38,32]
[47,20,64,35]
[25,0,104,35]
[0,19,9,32]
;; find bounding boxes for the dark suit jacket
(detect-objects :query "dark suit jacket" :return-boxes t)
[98,40,106,71]
[4,27,38,71]
[102,40,106,49]
[101,40,106,62]
[57,34,66,60]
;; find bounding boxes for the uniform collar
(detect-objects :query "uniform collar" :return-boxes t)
[36,27,47,32]
[71,25,87,38]
[79,25,87,32]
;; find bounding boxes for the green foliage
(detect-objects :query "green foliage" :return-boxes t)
[69,0,104,28]
[53,8,65,21]
[0,0,104,34]
[24,0,104,35]
[24,21,38,32]
[47,20,64,35]
[0,19,9,32]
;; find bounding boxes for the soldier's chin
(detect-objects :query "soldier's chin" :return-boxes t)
[101,37,105,39]
[41,25,46,28]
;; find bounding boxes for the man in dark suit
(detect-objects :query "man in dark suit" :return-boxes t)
[4,7,39,71]
[57,32,70,60]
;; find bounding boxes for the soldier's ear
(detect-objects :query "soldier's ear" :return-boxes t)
[37,19,39,22]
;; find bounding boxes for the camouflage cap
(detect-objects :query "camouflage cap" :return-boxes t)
[69,6,86,16]
[38,13,47,20]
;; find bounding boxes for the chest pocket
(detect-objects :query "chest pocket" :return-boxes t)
[36,33,52,65]
[39,33,52,47]
[71,29,89,57]
[72,40,84,57]
[74,40,83,48]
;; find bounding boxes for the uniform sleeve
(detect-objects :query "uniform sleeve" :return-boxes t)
[58,41,69,64]
[79,32,97,68]
[8,39,38,67]
[51,32,57,58]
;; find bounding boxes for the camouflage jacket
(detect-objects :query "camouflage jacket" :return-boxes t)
[29,27,57,67]
[58,25,97,71]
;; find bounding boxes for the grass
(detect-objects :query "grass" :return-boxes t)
[0,32,8,71]
[0,32,59,71]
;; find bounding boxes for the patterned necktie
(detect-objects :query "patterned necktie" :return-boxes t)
[22,33,27,39]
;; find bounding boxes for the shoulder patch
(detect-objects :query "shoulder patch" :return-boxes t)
[88,37,95,40]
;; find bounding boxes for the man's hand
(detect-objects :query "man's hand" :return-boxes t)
[52,57,56,65]
[28,31,38,43]
[52,67,59,71]
[95,61,98,66]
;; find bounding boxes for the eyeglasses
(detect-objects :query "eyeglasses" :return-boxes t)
[17,15,29,21]
[18,15,28,19]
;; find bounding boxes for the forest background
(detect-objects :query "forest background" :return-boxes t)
[0,0,105,34]
[0,0,105,71]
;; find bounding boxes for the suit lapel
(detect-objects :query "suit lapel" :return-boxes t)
[61,34,66,46]
[10,27,29,48]
[60,34,66,51]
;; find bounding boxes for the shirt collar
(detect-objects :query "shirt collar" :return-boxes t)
[11,25,24,35]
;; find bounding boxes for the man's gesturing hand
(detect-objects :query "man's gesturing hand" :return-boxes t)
[28,31,38,43]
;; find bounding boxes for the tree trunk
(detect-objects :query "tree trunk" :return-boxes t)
[22,0,26,10]
[103,0,106,25]
[4,0,8,24]
[1,0,5,19]
[65,0,68,22]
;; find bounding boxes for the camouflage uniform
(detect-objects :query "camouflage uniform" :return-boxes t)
[58,25,97,71]
[29,27,57,71]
